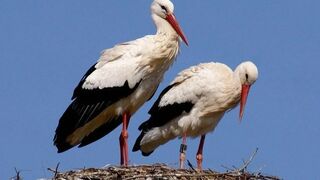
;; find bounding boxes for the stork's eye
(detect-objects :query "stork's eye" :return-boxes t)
[245,73,249,80]
[160,5,168,12]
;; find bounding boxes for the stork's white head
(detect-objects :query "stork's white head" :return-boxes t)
[151,0,188,45]
[235,61,259,120]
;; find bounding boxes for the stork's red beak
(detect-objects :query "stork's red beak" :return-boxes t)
[239,84,251,121]
[166,13,188,46]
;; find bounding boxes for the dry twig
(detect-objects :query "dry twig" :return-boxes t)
[47,162,60,178]
[10,168,21,180]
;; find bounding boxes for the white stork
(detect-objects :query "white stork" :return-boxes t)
[133,61,258,170]
[54,0,188,166]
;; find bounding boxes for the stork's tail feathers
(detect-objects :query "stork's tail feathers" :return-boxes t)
[54,136,74,153]
[142,150,153,156]
[54,115,122,153]
[54,103,81,153]
[132,131,144,152]
[132,131,154,156]
[54,101,122,153]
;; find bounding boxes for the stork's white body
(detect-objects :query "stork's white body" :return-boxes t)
[135,62,258,155]
[68,35,180,145]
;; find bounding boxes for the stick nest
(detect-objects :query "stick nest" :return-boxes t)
[52,164,280,180]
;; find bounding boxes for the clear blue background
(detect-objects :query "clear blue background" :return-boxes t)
[1,0,319,179]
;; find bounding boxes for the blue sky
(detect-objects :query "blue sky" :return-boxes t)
[1,0,319,179]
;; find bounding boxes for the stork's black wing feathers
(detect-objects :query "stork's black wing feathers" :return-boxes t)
[72,63,97,100]
[148,83,177,115]
[133,83,194,155]
[54,65,141,153]
[139,102,194,131]
[139,83,194,131]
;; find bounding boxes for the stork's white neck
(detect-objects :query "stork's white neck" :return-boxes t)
[152,14,179,38]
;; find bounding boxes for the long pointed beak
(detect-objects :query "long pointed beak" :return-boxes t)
[239,84,251,121]
[166,13,188,46]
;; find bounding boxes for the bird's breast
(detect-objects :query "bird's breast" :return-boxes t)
[151,35,180,65]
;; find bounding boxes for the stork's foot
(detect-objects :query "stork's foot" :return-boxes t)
[196,154,203,171]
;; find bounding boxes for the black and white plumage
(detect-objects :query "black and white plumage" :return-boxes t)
[133,61,259,169]
[54,0,188,166]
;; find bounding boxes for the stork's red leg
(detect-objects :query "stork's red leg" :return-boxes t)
[119,132,124,165]
[196,135,206,171]
[119,112,131,166]
[124,113,131,166]
[179,132,187,169]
